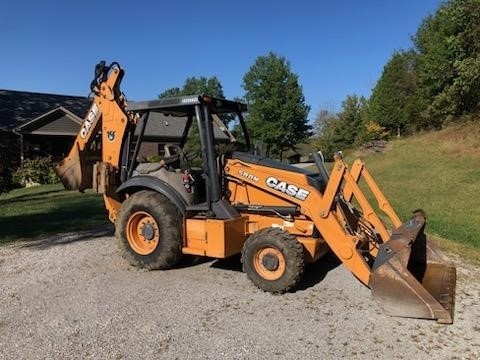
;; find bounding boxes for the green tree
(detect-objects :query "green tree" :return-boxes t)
[312,109,341,160]
[313,109,337,138]
[336,94,368,146]
[311,95,367,159]
[159,87,182,98]
[414,0,480,125]
[159,76,225,99]
[159,76,230,156]
[368,50,422,134]
[242,52,311,160]
[159,76,232,126]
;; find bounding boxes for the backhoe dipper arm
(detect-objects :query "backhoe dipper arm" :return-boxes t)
[56,62,136,194]
[76,62,130,154]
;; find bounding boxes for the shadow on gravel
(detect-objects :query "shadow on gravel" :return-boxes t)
[296,251,342,291]
[209,251,343,292]
[173,255,216,269]
[210,254,243,272]
[19,224,114,250]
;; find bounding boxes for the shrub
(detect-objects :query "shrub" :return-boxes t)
[12,156,59,186]
[363,120,390,142]
[145,154,162,162]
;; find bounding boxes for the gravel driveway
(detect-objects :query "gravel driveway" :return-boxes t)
[1,226,479,359]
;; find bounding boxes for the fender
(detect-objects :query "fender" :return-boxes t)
[116,175,187,215]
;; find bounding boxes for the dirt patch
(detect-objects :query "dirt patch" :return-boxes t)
[0,231,479,359]
[353,140,393,157]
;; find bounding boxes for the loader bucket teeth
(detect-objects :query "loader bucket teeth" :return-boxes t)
[370,214,456,324]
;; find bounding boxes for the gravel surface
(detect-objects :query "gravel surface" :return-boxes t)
[1,226,479,359]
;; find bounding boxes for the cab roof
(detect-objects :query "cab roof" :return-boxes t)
[127,95,247,117]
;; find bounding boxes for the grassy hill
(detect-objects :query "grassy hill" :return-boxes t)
[346,121,480,262]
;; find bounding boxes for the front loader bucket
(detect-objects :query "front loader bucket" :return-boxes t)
[370,214,456,324]
[55,145,96,191]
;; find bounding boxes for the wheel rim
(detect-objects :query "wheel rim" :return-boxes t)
[126,211,160,255]
[253,247,286,281]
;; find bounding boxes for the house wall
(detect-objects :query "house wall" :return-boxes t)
[22,134,74,161]
[137,142,163,161]
[0,130,20,180]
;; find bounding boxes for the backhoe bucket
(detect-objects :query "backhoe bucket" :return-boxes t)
[55,145,95,191]
[370,214,456,324]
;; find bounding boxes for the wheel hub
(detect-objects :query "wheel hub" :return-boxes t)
[253,247,286,281]
[262,253,279,271]
[141,223,155,241]
[126,211,160,255]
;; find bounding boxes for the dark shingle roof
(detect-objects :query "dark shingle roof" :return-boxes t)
[0,89,91,130]
[0,91,230,141]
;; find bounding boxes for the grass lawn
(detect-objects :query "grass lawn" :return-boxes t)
[0,183,109,244]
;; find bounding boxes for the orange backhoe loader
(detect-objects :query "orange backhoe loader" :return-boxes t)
[56,62,456,323]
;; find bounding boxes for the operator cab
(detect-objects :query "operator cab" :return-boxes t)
[122,95,250,218]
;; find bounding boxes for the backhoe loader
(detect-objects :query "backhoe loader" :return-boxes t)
[56,61,456,323]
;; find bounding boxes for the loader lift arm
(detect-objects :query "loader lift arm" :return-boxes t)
[225,151,456,323]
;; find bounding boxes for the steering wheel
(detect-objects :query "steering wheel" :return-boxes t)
[163,144,190,169]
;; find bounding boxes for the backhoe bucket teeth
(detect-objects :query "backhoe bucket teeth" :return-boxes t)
[55,145,94,191]
[370,214,456,324]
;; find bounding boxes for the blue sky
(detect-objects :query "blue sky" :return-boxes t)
[0,0,441,119]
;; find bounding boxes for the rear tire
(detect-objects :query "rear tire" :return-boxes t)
[241,227,304,293]
[116,190,182,269]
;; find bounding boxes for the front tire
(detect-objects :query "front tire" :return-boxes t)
[241,228,305,293]
[116,190,182,269]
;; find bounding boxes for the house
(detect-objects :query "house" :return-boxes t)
[0,89,230,174]
[0,89,91,165]
[0,128,17,175]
